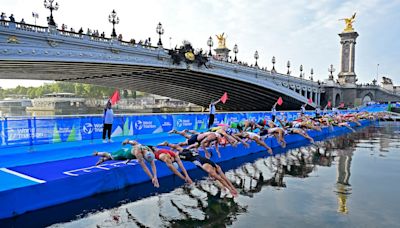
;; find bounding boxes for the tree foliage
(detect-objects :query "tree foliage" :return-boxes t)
[0,82,139,99]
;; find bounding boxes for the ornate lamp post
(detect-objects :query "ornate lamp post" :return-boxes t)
[108,10,119,38]
[207,36,213,56]
[310,68,314,81]
[299,65,303,78]
[271,56,276,72]
[328,64,335,80]
[156,22,164,47]
[43,0,59,26]
[233,44,238,62]
[254,51,259,67]
[287,60,291,75]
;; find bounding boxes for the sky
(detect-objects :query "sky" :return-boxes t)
[0,0,399,89]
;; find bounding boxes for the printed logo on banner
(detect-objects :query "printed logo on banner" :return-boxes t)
[176,119,183,127]
[83,123,94,134]
[135,120,143,130]
[158,115,173,132]
[135,119,157,130]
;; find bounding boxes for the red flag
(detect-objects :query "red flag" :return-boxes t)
[220,92,228,104]
[277,97,283,106]
[110,89,120,105]
[339,102,345,108]
[308,98,313,104]
[327,101,331,108]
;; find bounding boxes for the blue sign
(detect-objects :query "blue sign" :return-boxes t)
[0,119,3,146]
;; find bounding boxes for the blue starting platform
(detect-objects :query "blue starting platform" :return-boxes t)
[0,120,372,220]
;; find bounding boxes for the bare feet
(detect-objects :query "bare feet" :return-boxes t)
[168,129,177,134]
[122,139,129,145]
[158,141,169,146]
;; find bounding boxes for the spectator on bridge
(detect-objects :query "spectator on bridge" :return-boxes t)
[101,31,105,38]
[208,98,221,129]
[9,14,15,22]
[0,12,6,21]
[102,100,114,143]
[118,34,123,41]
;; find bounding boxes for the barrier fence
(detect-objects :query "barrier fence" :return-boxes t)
[0,110,343,148]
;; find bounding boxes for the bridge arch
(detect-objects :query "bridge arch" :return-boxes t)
[0,20,323,110]
[335,93,341,106]
[362,93,373,105]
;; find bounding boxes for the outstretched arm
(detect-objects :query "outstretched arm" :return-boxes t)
[122,139,137,146]
[212,99,221,105]
[150,160,159,188]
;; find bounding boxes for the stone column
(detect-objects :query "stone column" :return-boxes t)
[338,31,359,85]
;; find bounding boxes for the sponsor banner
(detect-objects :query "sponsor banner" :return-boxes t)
[213,113,227,126]
[52,117,82,143]
[158,115,174,133]
[80,117,95,141]
[111,116,132,137]
[173,115,195,131]
[34,118,56,144]
[194,114,208,131]
[132,115,160,135]
[0,119,3,146]
[1,110,358,148]
[5,118,31,146]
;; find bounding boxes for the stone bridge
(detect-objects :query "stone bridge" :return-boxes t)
[0,20,324,111]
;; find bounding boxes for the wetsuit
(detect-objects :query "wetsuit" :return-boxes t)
[111,147,136,160]
[178,149,217,168]
[187,134,200,145]
[154,149,177,160]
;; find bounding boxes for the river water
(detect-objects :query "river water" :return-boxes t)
[5,122,400,228]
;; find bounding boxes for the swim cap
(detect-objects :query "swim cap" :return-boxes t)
[144,151,155,162]
[230,122,238,128]
[219,137,227,145]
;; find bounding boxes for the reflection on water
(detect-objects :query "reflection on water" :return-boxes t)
[4,123,400,228]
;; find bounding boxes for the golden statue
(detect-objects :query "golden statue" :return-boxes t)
[339,12,356,32]
[216,33,227,49]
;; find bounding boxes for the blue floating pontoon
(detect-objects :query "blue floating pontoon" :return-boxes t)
[0,118,373,220]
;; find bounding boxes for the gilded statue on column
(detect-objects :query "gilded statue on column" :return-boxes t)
[339,12,356,32]
[216,33,227,49]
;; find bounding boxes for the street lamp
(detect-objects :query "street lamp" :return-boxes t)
[272,56,276,72]
[43,0,59,26]
[310,68,314,81]
[156,22,164,47]
[233,44,238,62]
[32,12,39,26]
[328,64,335,80]
[287,60,291,75]
[299,65,303,78]
[108,10,119,38]
[207,36,213,56]
[376,63,380,83]
[254,51,259,67]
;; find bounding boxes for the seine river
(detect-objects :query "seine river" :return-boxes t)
[3,122,400,228]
